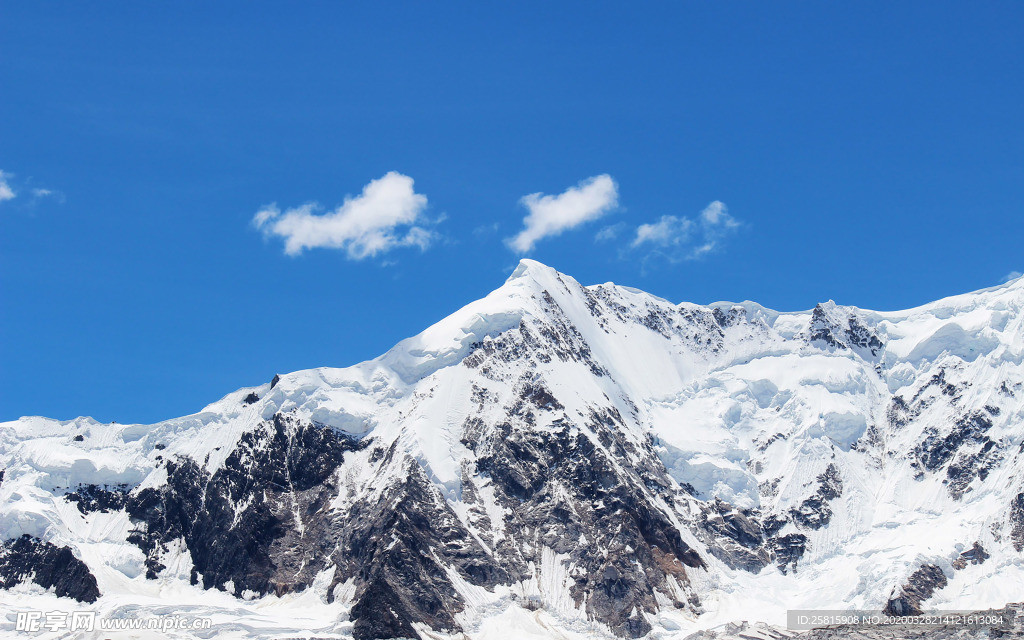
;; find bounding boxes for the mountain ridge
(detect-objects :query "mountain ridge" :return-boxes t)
[2,259,1023,639]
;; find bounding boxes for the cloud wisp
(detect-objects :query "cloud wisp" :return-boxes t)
[0,171,64,206]
[507,174,618,253]
[254,172,436,259]
[1003,270,1023,283]
[0,170,16,203]
[630,201,740,262]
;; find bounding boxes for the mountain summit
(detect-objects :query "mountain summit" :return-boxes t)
[2,261,1023,638]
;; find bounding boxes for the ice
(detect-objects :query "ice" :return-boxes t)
[904,321,1001,364]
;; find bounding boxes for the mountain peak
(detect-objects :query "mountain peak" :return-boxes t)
[505,258,561,286]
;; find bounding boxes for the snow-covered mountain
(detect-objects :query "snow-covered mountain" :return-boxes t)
[2,259,1023,639]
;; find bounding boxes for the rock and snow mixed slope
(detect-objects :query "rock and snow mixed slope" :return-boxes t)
[2,259,1023,639]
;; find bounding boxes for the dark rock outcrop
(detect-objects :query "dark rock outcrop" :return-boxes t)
[123,413,505,640]
[699,499,771,572]
[349,576,421,640]
[884,564,948,616]
[914,410,1002,499]
[472,406,705,637]
[952,542,990,570]
[340,464,505,640]
[807,304,883,357]
[0,535,100,602]
[772,533,807,574]
[1010,493,1024,552]
[126,414,364,591]
[790,464,843,529]
[64,483,130,514]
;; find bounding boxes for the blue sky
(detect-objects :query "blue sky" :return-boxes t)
[2,3,1022,424]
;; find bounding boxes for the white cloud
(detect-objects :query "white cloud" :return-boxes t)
[630,200,740,261]
[1003,270,1023,283]
[507,174,618,253]
[632,215,694,248]
[0,171,64,206]
[253,172,435,259]
[699,200,730,226]
[0,170,16,203]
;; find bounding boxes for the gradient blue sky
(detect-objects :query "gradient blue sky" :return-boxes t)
[2,3,1022,424]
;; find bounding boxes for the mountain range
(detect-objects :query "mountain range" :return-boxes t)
[2,259,1023,639]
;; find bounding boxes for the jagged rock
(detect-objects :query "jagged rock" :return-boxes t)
[1010,493,1024,552]
[887,395,916,430]
[339,464,504,640]
[946,438,1002,500]
[772,533,807,574]
[127,414,365,589]
[0,535,100,602]
[123,413,505,639]
[952,542,990,569]
[472,405,705,637]
[844,315,884,356]
[790,464,843,529]
[807,303,884,356]
[64,483,130,514]
[917,412,991,472]
[699,499,771,572]
[712,305,748,329]
[884,564,948,616]
[349,576,421,640]
[912,410,1002,499]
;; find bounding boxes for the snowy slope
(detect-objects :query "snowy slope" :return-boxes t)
[1,260,1023,639]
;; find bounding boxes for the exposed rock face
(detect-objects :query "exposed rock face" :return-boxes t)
[1011,493,1024,552]
[892,367,1009,501]
[0,535,100,602]
[884,564,948,616]
[698,499,771,572]
[771,533,808,574]
[126,413,365,590]
[119,407,707,639]
[952,542,989,570]
[342,463,505,640]
[806,303,884,357]
[464,326,708,637]
[64,483,130,514]
[790,464,843,529]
